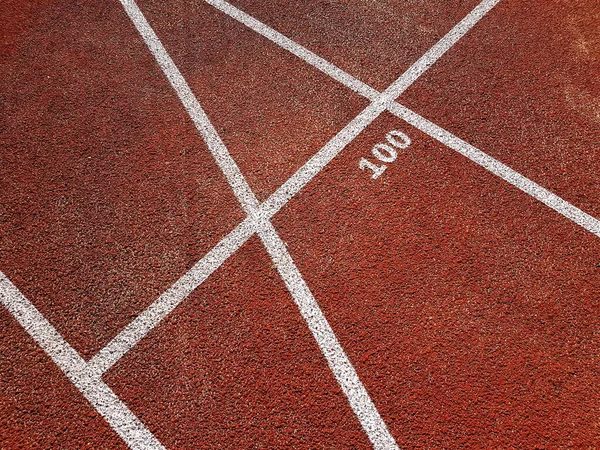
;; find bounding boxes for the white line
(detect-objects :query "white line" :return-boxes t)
[209,0,502,219]
[388,104,600,237]
[255,219,399,450]
[117,2,399,447]
[210,0,600,238]
[119,0,260,216]
[105,0,505,380]
[204,0,500,98]
[88,217,257,377]
[203,0,376,99]
[0,272,165,450]
[381,0,502,96]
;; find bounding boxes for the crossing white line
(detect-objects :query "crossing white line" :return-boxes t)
[210,0,600,238]
[207,0,501,219]
[204,0,500,99]
[118,0,399,448]
[388,104,600,238]
[0,0,527,448]
[0,272,165,450]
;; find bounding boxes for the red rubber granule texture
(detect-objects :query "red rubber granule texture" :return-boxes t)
[1,0,243,359]
[105,236,372,449]
[273,111,600,448]
[0,308,127,449]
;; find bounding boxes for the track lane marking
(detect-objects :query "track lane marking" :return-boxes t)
[87,217,257,377]
[388,104,600,237]
[208,0,600,238]
[99,0,505,378]
[117,0,398,447]
[119,0,259,215]
[0,272,165,450]
[255,218,400,450]
[203,0,500,98]
[207,0,499,217]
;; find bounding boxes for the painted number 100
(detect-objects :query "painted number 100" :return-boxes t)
[359,130,411,179]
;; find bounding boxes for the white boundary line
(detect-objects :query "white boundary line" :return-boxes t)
[118,0,399,447]
[119,0,259,215]
[204,0,500,99]
[208,0,600,238]
[93,0,504,379]
[389,104,600,237]
[0,272,165,450]
[87,217,257,377]
[255,219,399,449]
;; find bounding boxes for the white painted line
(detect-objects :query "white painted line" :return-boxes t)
[213,0,600,238]
[203,0,377,99]
[0,272,165,450]
[119,0,260,216]
[259,100,393,218]
[117,2,399,447]
[255,219,399,450]
[88,217,257,377]
[381,0,502,96]
[388,104,600,237]
[211,0,502,219]
[204,0,500,99]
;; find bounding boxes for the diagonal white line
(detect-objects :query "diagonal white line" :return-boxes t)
[5,0,597,447]
[99,0,504,379]
[97,0,503,383]
[204,0,500,98]
[119,0,259,215]
[204,0,376,99]
[208,0,502,218]
[388,104,600,237]
[209,0,600,238]
[0,272,165,450]
[87,217,257,377]
[118,1,399,446]
[1,0,511,448]
[255,219,399,449]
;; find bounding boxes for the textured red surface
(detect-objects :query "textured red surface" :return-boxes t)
[400,0,600,218]
[0,308,127,449]
[2,0,600,448]
[228,0,481,91]
[0,0,243,359]
[105,236,372,449]
[273,112,600,448]
[137,0,368,200]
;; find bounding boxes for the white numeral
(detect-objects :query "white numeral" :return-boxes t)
[359,129,411,179]
[372,143,397,162]
[386,130,411,149]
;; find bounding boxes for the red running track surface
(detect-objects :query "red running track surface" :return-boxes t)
[1,0,599,448]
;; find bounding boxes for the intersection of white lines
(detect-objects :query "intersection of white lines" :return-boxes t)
[2,0,600,448]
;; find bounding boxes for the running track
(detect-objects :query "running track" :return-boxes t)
[1,0,599,448]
